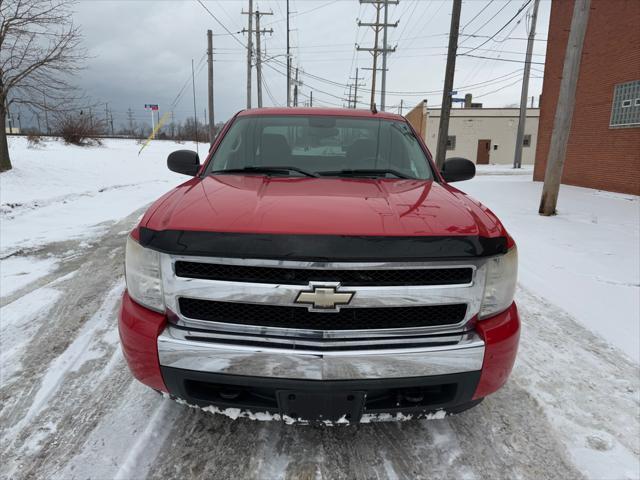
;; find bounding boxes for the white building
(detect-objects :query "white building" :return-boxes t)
[407,103,540,165]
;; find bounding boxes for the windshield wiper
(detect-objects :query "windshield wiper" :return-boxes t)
[210,166,318,178]
[317,168,414,179]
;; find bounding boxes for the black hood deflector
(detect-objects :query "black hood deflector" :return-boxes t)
[138,227,507,261]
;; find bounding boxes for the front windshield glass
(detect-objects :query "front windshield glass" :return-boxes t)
[206,115,434,179]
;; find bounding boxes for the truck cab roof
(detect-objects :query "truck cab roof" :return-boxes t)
[237,107,406,122]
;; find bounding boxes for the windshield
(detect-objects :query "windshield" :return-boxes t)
[205,115,434,179]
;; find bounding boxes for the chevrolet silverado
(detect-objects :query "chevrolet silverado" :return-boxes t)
[119,107,519,424]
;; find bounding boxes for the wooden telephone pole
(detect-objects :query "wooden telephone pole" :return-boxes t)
[435,0,461,170]
[207,29,215,146]
[513,0,540,169]
[242,0,254,108]
[539,0,591,216]
[286,0,291,107]
[357,0,398,110]
[254,10,273,108]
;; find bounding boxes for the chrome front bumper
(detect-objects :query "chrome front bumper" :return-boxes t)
[157,325,485,381]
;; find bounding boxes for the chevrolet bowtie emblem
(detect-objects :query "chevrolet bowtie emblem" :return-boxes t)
[295,283,355,311]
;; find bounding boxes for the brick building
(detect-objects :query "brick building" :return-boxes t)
[534,0,640,195]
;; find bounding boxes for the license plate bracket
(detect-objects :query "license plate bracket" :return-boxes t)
[276,390,365,423]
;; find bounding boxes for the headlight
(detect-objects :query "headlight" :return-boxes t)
[125,235,164,312]
[479,245,518,319]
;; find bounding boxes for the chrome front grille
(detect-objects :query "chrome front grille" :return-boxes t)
[174,261,474,286]
[160,255,488,348]
[178,298,467,330]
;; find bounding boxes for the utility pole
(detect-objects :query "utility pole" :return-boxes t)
[255,11,263,108]
[380,0,397,111]
[435,0,461,170]
[348,84,353,108]
[353,67,360,108]
[242,0,254,108]
[17,112,22,131]
[399,99,404,115]
[207,29,215,147]
[43,92,50,135]
[348,67,366,108]
[513,0,540,169]
[253,10,274,108]
[243,8,273,109]
[105,103,110,135]
[357,0,398,110]
[293,67,299,107]
[126,107,135,136]
[310,91,313,107]
[539,0,591,216]
[286,0,291,107]
[191,58,199,155]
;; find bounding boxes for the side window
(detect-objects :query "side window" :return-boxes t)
[446,135,456,150]
[610,80,640,127]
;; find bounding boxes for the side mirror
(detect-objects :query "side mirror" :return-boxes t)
[168,150,200,176]
[441,157,475,182]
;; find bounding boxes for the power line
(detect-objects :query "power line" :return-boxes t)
[460,0,495,33]
[458,53,545,65]
[196,0,247,49]
[262,61,348,103]
[458,0,514,47]
[267,55,530,97]
[262,0,339,27]
[459,0,534,55]
[169,54,207,111]
[474,78,528,98]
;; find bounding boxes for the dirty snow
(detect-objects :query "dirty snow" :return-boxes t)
[0,139,638,479]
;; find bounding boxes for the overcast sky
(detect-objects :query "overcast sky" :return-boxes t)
[63,0,551,131]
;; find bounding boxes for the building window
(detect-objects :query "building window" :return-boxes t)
[610,80,640,127]
[523,134,532,147]
[446,135,456,150]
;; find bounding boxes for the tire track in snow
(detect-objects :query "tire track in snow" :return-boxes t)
[0,211,144,480]
[6,281,124,441]
[113,396,183,480]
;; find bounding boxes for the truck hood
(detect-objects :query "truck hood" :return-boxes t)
[143,175,505,238]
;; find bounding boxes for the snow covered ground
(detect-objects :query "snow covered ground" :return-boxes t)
[1,136,190,258]
[1,138,639,479]
[460,168,640,362]
[1,136,191,298]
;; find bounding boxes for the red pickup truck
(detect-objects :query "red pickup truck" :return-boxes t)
[119,108,519,424]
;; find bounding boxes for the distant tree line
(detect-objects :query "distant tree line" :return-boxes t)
[15,112,225,146]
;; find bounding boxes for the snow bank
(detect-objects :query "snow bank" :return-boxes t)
[0,137,204,256]
[460,169,640,362]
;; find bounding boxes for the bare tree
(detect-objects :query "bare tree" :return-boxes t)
[0,0,86,172]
